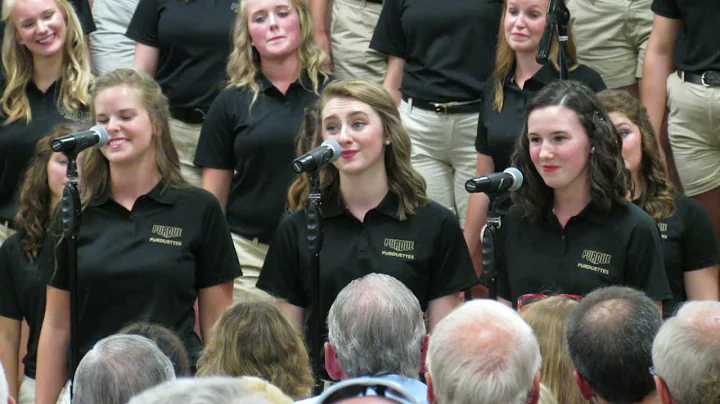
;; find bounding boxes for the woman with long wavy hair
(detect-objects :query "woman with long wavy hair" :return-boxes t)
[35,68,240,404]
[257,79,476,372]
[0,122,88,404]
[194,0,329,302]
[0,0,92,245]
[600,90,719,318]
[496,80,671,308]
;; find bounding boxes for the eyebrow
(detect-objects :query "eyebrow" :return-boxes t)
[323,111,369,122]
[527,130,570,136]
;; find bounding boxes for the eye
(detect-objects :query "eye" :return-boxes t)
[553,135,566,142]
[43,11,54,19]
[618,130,631,139]
[324,124,340,134]
[253,15,265,23]
[277,9,290,17]
[351,121,366,129]
[507,7,518,15]
[96,117,109,124]
[528,136,541,144]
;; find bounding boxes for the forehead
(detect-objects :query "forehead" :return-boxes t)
[527,105,585,134]
[94,85,145,112]
[245,0,292,14]
[506,0,548,9]
[11,0,60,19]
[322,97,376,119]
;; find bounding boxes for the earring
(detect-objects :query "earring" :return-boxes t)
[591,146,596,154]
[384,140,390,145]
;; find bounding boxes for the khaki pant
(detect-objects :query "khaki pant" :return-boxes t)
[231,232,272,303]
[19,376,71,404]
[399,99,479,227]
[666,72,720,197]
[330,0,386,83]
[568,0,653,89]
[0,220,15,246]
[169,117,203,187]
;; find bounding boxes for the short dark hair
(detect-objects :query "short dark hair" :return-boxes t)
[119,322,191,376]
[511,80,631,221]
[566,286,662,403]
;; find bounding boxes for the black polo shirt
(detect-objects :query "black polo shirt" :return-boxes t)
[476,65,606,172]
[46,183,241,364]
[194,73,327,243]
[496,201,672,306]
[0,0,95,82]
[126,0,238,110]
[370,0,502,103]
[0,81,90,224]
[653,194,720,317]
[651,0,720,72]
[257,192,476,365]
[0,231,52,379]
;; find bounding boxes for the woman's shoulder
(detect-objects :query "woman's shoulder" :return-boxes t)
[570,64,607,92]
[615,201,658,229]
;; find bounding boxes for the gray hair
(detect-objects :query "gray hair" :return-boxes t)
[327,273,426,379]
[652,301,720,404]
[0,361,9,404]
[73,334,175,404]
[427,300,541,404]
[127,376,294,404]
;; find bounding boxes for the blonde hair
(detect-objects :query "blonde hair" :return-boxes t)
[196,300,313,400]
[225,0,329,103]
[1,0,92,124]
[81,68,187,207]
[288,79,430,220]
[493,0,578,111]
[520,296,585,404]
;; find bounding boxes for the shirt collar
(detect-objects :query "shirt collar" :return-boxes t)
[89,181,179,207]
[504,62,560,91]
[256,70,313,93]
[322,191,400,220]
[544,200,606,226]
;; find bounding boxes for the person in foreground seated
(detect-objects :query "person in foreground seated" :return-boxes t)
[127,376,293,404]
[0,365,15,404]
[652,301,720,404]
[567,286,662,404]
[425,300,542,404]
[314,377,420,404]
[119,322,191,377]
[298,273,428,404]
[72,334,175,404]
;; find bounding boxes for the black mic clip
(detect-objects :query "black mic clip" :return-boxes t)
[535,0,570,66]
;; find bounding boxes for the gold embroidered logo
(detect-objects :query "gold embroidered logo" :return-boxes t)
[581,250,612,265]
[149,225,183,246]
[384,238,415,252]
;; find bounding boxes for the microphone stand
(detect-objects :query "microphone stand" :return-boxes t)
[306,171,325,395]
[59,148,82,396]
[480,192,511,300]
[535,0,571,80]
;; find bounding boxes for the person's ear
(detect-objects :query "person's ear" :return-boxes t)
[655,375,674,404]
[419,334,430,373]
[573,370,595,400]
[324,342,343,381]
[527,371,540,404]
[425,372,435,404]
[9,395,16,404]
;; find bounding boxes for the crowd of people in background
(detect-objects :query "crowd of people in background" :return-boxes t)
[0,0,718,402]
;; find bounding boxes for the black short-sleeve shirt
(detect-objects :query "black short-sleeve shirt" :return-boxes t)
[0,231,52,378]
[653,194,720,317]
[194,73,327,243]
[651,0,720,71]
[370,0,502,102]
[46,183,241,363]
[126,0,238,110]
[0,81,90,223]
[496,201,672,306]
[476,66,606,172]
[257,192,476,364]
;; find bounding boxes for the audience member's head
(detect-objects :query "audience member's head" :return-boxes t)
[315,377,420,404]
[326,273,426,381]
[73,334,175,404]
[127,376,294,404]
[520,296,584,404]
[567,286,662,403]
[119,322,191,376]
[196,300,313,400]
[426,300,541,404]
[652,301,720,404]
[0,363,16,404]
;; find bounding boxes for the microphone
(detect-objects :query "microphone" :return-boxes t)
[292,139,342,173]
[535,0,562,64]
[51,126,109,153]
[465,167,524,194]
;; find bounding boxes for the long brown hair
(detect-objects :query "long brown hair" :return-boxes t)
[287,104,318,212]
[493,0,578,112]
[520,297,584,404]
[196,300,313,400]
[598,90,675,221]
[81,68,188,207]
[15,122,90,258]
[289,79,430,220]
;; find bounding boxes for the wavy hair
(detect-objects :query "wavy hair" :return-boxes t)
[81,68,187,207]
[225,0,329,103]
[286,104,318,212]
[196,300,313,400]
[510,80,630,220]
[520,296,584,404]
[598,90,676,221]
[493,0,578,111]
[289,79,430,220]
[15,122,91,258]
[1,0,92,124]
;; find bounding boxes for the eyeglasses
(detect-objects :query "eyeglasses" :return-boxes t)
[317,377,420,404]
[517,293,583,310]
